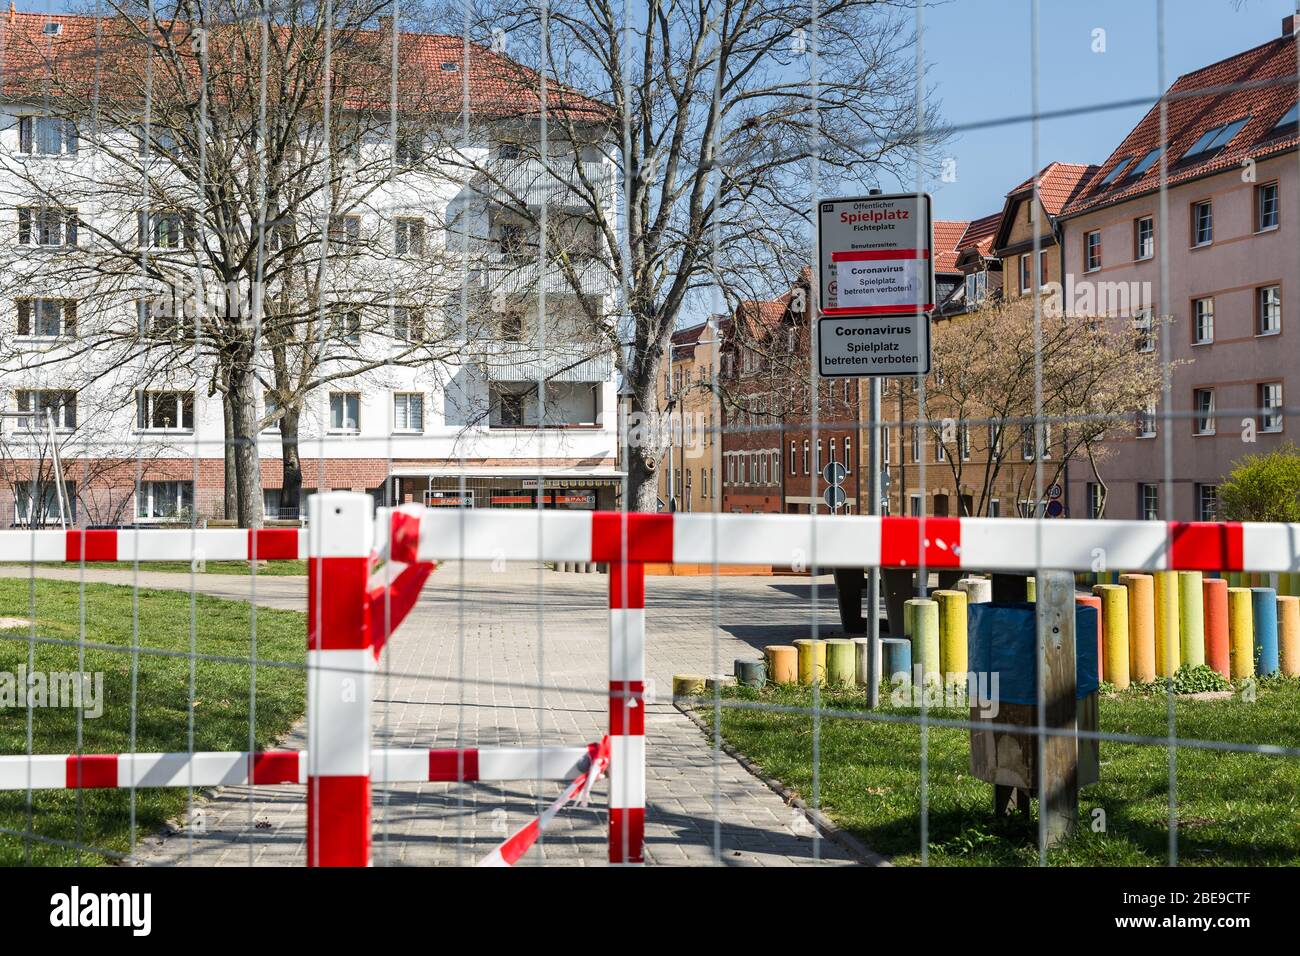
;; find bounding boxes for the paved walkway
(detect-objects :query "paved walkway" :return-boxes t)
[2,563,858,866]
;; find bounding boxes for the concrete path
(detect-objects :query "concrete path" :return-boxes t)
[2,563,858,866]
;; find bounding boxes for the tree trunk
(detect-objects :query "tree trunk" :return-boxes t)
[227,359,264,529]
[625,365,664,513]
[279,404,303,521]
[222,391,238,521]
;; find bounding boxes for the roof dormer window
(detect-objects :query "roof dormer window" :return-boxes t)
[1182,116,1250,160]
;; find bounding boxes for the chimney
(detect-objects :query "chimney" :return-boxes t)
[1285,14,1299,37]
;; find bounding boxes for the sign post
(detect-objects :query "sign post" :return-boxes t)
[817,191,934,709]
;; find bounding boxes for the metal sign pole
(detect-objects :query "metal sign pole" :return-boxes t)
[866,376,882,709]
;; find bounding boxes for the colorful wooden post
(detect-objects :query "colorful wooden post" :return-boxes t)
[934,589,968,682]
[1121,573,1156,683]
[1250,587,1279,677]
[1153,570,1181,677]
[1093,583,1130,689]
[1177,571,1205,669]
[1277,596,1300,677]
[904,598,940,685]
[1202,578,1231,679]
[1227,587,1254,680]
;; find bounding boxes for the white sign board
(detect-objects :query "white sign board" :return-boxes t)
[817,314,931,378]
[817,193,934,316]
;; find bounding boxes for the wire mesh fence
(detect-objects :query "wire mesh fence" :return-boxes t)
[0,0,1298,869]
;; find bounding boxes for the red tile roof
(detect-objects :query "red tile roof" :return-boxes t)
[1007,162,1100,218]
[956,212,1001,258]
[932,219,970,274]
[0,10,609,121]
[1063,31,1299,218]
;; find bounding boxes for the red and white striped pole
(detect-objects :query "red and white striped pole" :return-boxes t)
[608,559,645,865]
[307,492,374,867]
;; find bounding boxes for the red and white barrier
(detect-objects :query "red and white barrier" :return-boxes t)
[0,746,593,791]
[0,527,305,562]
[478,737,610,867]
[388,510,1300,574]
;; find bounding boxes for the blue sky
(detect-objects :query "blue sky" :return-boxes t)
[901,0,1300,220]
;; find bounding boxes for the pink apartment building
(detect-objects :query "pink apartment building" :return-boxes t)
[1058,16,1300,522]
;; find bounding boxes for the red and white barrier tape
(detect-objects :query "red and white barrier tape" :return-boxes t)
[385,508,1293,573]
[478,737,610,867]
[0,746,593,791]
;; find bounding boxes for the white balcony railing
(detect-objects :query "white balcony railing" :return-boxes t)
[470,338,614,384]
[479,254,615,297]
[480,159,614,209]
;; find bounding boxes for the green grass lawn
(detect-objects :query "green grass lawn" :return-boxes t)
[0,578,306,865]
[2,560,307,576]
[698,680,1300,866]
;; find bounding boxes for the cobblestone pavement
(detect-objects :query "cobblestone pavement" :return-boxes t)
[3,563,858,866]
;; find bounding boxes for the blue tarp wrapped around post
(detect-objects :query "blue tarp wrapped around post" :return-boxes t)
[968,603,1099,705]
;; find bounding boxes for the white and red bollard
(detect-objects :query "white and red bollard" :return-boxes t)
[607,558,646,865]
[307,492,375,867]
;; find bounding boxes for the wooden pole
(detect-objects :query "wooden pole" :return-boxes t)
[1038,570,1078,847]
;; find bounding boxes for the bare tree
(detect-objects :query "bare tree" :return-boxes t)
[915,296,1169,517]
[434,0,939,510]
[0,1,488,526]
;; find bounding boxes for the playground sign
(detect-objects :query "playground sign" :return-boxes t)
[816,192,934,378]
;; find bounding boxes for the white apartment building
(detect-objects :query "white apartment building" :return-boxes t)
[0,11,621,526]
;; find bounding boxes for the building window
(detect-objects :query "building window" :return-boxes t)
[137,293,194,339]
[1193,388,1215,435]
[1257,182,1279,231]
[18,207,78,247]
[393,393,424,433]
[1021,426,1035,461]
[135,390,194,431]
[14,389,76,430]
[329,392,361,432]
[329,215,361,243]
[395,133,423,168]
[1259,382,1283,433]
[136,481,194,520]
[395,217,426,255]
[989,498,1001,518]
[829,437,838,466]
[908,494,922,517]
[935,429,947,462]
[1258,285,1282,335]
[1084,230,1101,272]
[802,440,810,475]
[846,435,855,470]
[1137,402,1157,438]
[1197,484,1219,522]
[1192,200,1213,246]
[1192,297,1214,344]
[393,306,425,343]
[1140,483,1159,521]
[138,210,195,249]
[1038,249,1049,287]
[965,270,987,307]
[911,425,921,462]
[789,440,797,474]
[18,115,78,155]
[16,298,76,338]
[959,424,972,460]
[1038,423,1052,460]
[1133,308,1155,353]
[15,481,76,526]
[815,440,823,474]
[1019,254,1031,293]
[1086,482,1103,519]
[331,307,362,343]
[1134,216,1154,260]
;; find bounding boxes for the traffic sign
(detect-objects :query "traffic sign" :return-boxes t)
[1047,483,1063,500]
[822,461,848,486]
[1045,499,1065,518]
[817,193,934,317]
[824,485,847,510]
[817,313,930,378]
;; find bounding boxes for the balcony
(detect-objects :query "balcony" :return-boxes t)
[480,159,614,210]
[471,338,614,384]
[478,254,615,298]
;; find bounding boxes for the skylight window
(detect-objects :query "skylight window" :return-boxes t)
[1099,157,1132,186]
[1274,102,1299,130]
[1128,148,1162,178]
[1183,116,1250,159]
